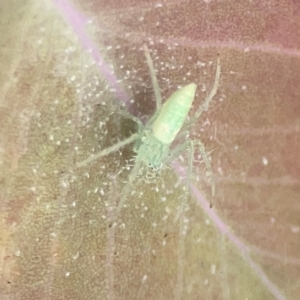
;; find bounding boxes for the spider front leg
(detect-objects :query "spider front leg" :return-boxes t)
[183,54,221,130]
[143,44,162,111]
[143,44,163,126]
[76,99,144,168]
[76,133,139,168]
[115,107,143,128]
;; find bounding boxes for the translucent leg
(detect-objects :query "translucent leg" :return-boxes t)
[184,55,221,129]
[110,160,142,225]
[143,44,164,127]
[115,108,143,128]
[193,140,215,199]
[76,133,139,168]
[143,44,162,111]
[165,139,215,199]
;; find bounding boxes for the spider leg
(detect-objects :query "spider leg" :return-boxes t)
[143,44,162,111]
[193,140,215,199]
[165,139,215,200]
[110,160,142,226]
[115,108,143,128]
[183,54,221,129]
[76,133,139,168]
[143,44,164,127]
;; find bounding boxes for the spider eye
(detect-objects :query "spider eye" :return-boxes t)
[148,162,156,171]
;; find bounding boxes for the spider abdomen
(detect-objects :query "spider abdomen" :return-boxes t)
[152,83,197,145]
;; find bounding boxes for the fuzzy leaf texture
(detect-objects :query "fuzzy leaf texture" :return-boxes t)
[0,0,299,299]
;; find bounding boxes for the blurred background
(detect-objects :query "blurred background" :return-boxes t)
[0,0,299,299]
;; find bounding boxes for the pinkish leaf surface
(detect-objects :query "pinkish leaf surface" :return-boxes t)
[0,0,299,299]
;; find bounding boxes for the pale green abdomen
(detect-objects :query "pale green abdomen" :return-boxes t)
[152,83,197,144]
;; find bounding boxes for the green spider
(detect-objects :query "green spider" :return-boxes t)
[77,45,221,219]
